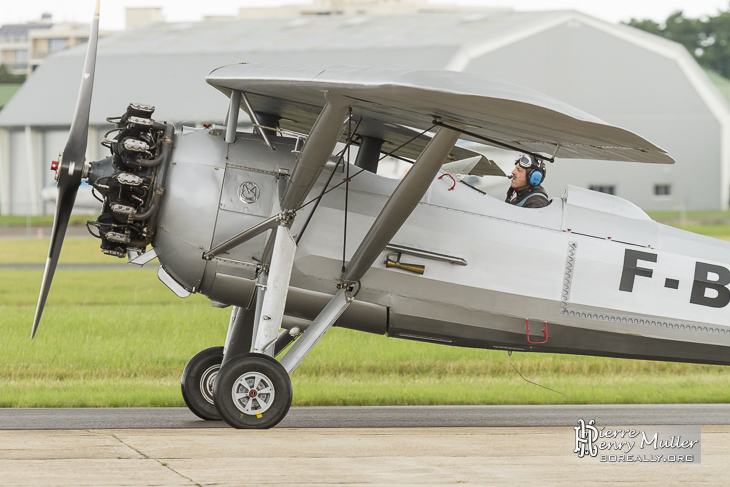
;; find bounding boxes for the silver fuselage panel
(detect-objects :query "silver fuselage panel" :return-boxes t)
[154,130,730,365]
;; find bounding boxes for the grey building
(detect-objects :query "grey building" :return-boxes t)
[1,10,728,214]
[0,22,51,75]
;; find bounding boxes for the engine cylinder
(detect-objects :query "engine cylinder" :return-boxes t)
[87,103,173,257]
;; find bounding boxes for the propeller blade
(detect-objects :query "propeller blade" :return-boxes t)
[31,1,101,339]
[31,183,80,339]
[64,0,100,166]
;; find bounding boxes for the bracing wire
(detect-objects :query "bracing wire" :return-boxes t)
[294,148,345,246]
[295,123,437,213]
[507,351,572,398]
[294,122,438,257]
[294,117,362,245]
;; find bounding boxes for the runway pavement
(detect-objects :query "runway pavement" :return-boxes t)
[1,404,730,430]
[1,406,728,486]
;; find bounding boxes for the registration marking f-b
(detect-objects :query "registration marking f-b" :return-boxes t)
[619,249,730,308]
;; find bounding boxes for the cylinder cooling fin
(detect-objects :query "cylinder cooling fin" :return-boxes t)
[86,103,174,258]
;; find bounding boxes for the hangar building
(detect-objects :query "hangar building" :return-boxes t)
[1,10,728,214]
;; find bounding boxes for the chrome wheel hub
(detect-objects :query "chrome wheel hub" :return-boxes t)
[200,364,220,405]
[231,371,275,415]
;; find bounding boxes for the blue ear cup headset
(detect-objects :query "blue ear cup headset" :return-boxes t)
[516,155,546,187]
[528,168,543,186]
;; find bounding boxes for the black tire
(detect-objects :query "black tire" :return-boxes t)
[181,346,224,421]
[213,353,293,429]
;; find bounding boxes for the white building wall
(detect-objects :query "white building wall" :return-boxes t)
[2,13,729,214]
[9,129,31,214]
[40,129,68,214]
[24,126,43,215]
[0,129,10,214]
[459,18,726,210]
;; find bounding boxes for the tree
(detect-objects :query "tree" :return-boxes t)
[699,12,730,78]
[627,9,730,79]
[0,64,26,83]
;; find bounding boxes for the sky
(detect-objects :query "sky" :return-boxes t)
[2,0,730,31]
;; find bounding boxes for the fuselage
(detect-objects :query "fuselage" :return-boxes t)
[152,129,730,365]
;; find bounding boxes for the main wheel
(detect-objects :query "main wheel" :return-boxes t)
[213,353,293,429]
[181,346,224,421]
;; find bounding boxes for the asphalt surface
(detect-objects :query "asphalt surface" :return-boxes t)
[1,404,729,430]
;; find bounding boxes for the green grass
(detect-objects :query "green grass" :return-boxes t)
[0,83,22,109]
[1,267,228,407]
[2,221,730,408]
[2,255,730,407]
[647,208,730,222]
[672,224,730,240]
[0,214,97,227]
[648,209,730,240]
[0,238,125,264]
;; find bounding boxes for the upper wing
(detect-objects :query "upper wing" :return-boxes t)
[206,63,674,166]
[358,121,502,176]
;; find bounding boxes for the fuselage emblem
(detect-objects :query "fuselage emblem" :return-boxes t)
[238,181,260,204]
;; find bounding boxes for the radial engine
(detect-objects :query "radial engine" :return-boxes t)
[86,103,174,258]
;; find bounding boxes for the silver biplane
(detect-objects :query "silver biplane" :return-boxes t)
[33,4,730,429]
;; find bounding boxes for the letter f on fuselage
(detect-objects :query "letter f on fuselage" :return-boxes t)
[619,249,657,292]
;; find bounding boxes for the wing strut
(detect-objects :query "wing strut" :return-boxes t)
[230,92,350,364]
[225,90,241,144]
[342,126,461,283]
[280,92,349,211]
[241,92,275,150]
[278,126,461,374]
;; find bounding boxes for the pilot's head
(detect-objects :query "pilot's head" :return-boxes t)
[511,154,546,190]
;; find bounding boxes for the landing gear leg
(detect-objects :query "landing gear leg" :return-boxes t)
[279,288,353,373]
[214,288,353,429]
[213,224,298,429]
[181,305,256,420]
[222,305,256,367]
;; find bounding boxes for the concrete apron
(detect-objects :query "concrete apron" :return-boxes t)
[0,426,728,486]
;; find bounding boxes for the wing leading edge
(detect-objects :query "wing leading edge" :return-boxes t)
[206,63,674,166]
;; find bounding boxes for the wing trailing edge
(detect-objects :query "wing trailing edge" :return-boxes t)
[207,63,674,166]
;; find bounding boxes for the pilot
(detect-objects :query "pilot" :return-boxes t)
[505,154,549,208]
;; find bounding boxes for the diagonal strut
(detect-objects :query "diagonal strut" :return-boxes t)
[279,126,461,374]
[342,126,461,283]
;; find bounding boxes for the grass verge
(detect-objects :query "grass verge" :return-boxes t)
[2,266,729,407]
[0,214,96,227]
[1,230,730,407]
[0,238,125,264]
